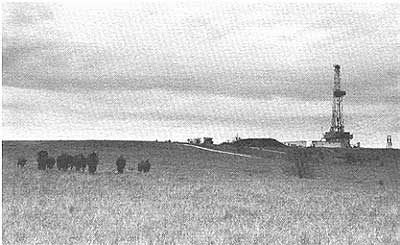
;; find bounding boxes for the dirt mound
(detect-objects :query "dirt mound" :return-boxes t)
[222,138,287,148]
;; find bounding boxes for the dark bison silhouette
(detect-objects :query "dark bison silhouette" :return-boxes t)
[80,154,87,172]
[73,154,86,171]
[37,151,48,170]
[66,154,74,170]
[46,157,56,169]
[56,154,65,170]
[116,155,126,174]
[138,159,151,173]
[56,153,73,171]
[17,158,27,168]
[87,152,99,174]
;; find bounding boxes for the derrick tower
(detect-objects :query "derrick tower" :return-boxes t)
[323,64,353,147]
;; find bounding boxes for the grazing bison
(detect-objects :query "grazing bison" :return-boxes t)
[46,156,56,169]
[56,154,66,170]
[66,154,74,170]
[17,158,27,168]
[37,151,48,170]
[116,155,126,174]
[87,152,99,174]
[138,159,151,173]
[81,155,87,172]
[73,154,86,171]
[56,153,73,171]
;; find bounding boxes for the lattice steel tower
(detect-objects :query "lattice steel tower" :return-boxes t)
[323,64,353,147]
[387,135,392,149]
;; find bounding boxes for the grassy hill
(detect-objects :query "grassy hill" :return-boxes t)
[221,138,288,148]
[2,141,400,244]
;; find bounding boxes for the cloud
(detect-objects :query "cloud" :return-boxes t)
[3,86,399,147]
[2,2,399,147]
[2,2,55,26]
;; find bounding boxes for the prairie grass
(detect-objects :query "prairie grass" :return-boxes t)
[2,141,400,244]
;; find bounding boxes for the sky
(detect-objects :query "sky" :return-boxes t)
[2,1,400,148]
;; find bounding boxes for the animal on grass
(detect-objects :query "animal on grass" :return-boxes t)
[87,152,99,174]
[116,155,126,174]
[138,159,151,173]
[46,156,56,169]
[56,153,73,171]
[67,154,75,170]
[17,158,27,168]
[56,154,65,170]
[73,154,86,171]
[81,154,87,172]
[37,151,49,170]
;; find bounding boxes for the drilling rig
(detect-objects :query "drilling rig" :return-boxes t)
[322,64,353,148]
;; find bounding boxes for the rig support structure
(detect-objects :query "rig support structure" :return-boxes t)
[323,64,353,148]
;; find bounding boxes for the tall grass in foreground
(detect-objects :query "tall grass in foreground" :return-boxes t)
[2,141,400,244]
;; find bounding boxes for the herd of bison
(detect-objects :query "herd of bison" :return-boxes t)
[16,151,151,174]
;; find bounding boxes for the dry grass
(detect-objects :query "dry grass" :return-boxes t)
[2,141,400,244]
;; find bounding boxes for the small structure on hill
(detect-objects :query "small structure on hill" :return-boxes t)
[387,135,392,149]
[188,138,201,144]
[187,137,213,145]
[283,140,307,147]
[312,140,342,148]
[203,137,214,145]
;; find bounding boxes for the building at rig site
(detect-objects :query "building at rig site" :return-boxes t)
[312,64,353,148]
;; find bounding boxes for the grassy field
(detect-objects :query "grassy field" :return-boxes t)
[2,141,400,244]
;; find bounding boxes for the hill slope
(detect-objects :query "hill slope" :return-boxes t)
[221,138,287,148]
[2,141,400,244]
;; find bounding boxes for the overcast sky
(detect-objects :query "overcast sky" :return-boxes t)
[2,1,399,148]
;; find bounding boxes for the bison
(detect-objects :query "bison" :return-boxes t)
[17,158,27,168]
[81,155,87,172]
[37,151,48,170]
[56,153,73,171]
[56,154,65,170]
[66,154,74,170]
[73,154,86,171]
[87,152,99,174]
[65,155,74,170]
[116,155,126,174]
[46,156,56,169]
[138,159,151,173]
